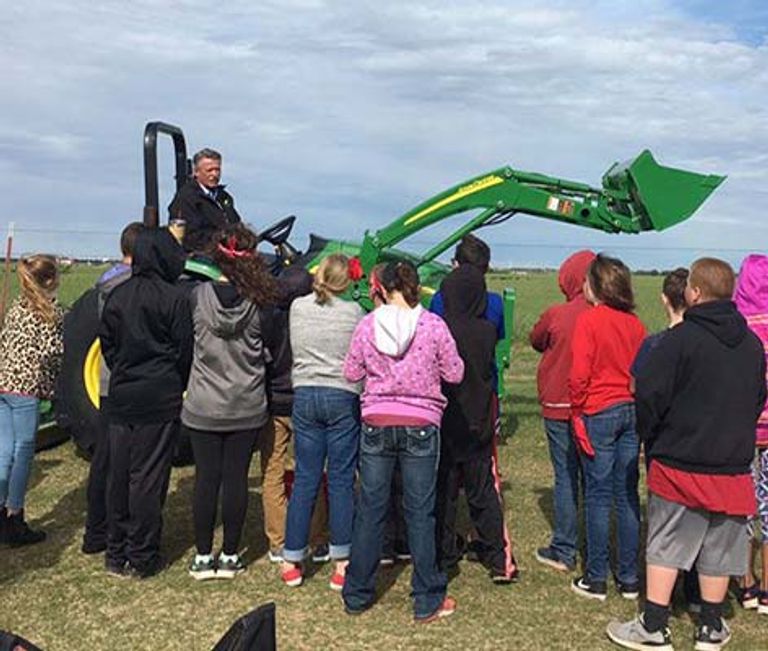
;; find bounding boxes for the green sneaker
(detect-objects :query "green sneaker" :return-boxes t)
[216,554,245,579]
[188,555,217,581]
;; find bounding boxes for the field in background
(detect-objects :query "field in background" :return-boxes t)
[1,268,764,650]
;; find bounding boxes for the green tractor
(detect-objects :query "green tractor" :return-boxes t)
[54,121,724,457]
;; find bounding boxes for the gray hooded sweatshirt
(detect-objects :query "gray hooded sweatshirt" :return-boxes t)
[181,282,270,432]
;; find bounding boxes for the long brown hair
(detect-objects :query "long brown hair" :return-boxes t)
[587,254,635,312]
[210,224,277,307]
[313,254,351,305]
[17,254,59,323]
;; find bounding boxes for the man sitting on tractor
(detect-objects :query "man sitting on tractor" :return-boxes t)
[169,148,241,253]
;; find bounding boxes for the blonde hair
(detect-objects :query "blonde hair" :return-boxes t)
[17,254,59,323]
[313,253,350,305]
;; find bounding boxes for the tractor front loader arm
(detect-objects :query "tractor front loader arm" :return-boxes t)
[358,150,724,272]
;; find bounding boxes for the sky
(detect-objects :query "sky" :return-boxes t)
[1,0,767,269]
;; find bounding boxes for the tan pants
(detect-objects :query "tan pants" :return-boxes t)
[259,415,328,552]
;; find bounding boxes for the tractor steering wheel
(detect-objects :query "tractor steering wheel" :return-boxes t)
[259,215,296,246]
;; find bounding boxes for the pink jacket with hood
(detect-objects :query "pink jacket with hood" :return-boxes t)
[734,253,768,447]
[344,304,464,426]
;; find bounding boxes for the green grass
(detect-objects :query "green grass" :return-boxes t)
[1,270,765,650]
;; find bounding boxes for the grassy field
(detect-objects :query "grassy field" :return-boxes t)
[1,268,765,650]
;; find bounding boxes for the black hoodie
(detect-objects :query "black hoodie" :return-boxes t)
[635,299,767,474]
[99,229,193,424]
[440,265,497,462]
[260,267,314,416]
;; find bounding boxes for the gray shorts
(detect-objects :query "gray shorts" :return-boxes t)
[646,493,750,576]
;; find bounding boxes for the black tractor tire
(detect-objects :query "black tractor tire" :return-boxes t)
[55,287,101,459]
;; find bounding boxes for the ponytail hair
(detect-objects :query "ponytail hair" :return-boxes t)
[380,260,421,308]
[210,224,277,307]
[17,254,59,323]
[313,254,351,305]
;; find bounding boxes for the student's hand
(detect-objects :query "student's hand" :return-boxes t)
[571,415,595,458]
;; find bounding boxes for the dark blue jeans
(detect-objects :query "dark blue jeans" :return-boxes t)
[284,387,360,562]
[581,402,640,584]
[343,423,447,619]
[544,418,581,566]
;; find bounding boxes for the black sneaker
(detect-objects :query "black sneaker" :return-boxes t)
[491,566,520,585]
[311,544,330,563]
[82,539,107,555]
[106,560,130,578]
[616,579,640,600]
[571,575,607,601]
[694,619,731,651]
[216,554,245,579]
[7,511,46,547]
[129,556,167,579]
[735,584,760,610]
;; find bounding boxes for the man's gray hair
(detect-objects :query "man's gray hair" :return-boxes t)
[193,148,222,166]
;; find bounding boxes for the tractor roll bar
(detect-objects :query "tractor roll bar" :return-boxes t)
[143,121,190,228]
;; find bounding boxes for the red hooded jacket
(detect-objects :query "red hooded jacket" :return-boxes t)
[530,250,595,420]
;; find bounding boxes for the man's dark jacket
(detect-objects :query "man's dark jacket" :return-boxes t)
[260,267,313,417]
[99,229,193,424]
[168,179,241,252]
[635,299,767,475]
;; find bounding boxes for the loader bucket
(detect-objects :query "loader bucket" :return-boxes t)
[602,150,725,232]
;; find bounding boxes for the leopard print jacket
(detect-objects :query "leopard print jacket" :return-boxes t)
[0,297,65,399]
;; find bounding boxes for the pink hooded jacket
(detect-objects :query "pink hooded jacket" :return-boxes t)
[344,306,464,426]
[734,254,768,447]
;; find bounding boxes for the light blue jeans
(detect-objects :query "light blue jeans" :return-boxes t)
[0,394,40,511]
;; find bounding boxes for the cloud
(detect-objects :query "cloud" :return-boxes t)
[0,0,766,265]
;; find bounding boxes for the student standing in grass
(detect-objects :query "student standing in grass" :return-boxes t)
[607,258,765,651]
[259,265,330,565]
[99,228,193,578]
[0,255,64,547]
[280,253,363,590]
[436,264,517,584]
[630,267,703,612]
[568,254,646,602]
[82,221,144,555]
[342,260,464,623]
[733,254,768,614]
[182,225,277,580]
[530,249,595,573]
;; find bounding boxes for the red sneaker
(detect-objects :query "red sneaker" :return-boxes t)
[329,571,345,591]
[415,596,457,624]
[281,565,303,587]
